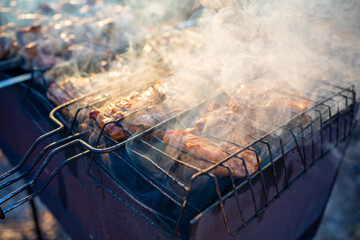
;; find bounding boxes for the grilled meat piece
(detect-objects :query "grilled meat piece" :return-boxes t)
[196,83,311,135]
[164,130,260,178]
[122,104,169,135]
[3,2,139,70]
[191,114,256,146]
[261,92,311,113]
[46,73,110,105]
[186,82,312,151]
[90,110,128,140]
[188,102,260,146]
[90,84,167,141]
[88,79,199,141]
[231,83,312,114]
[46,82,72,105]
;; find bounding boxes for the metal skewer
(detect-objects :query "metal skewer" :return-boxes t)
[0,73,32,89]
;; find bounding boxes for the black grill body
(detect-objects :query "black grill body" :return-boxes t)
[0,83,357,240]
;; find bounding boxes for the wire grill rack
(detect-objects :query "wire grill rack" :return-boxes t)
[0,77,356,238]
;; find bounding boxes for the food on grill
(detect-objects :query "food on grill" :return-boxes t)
[187,102,258,145]
[46,74,101,105]
[164,129,260,178]
[227,83,312,129]
[163,83,311,178]
[0,33,18,61]
[187,83,311,139]
[88,77,203,141]
[44,25,198,106]
[0,1,137,69]
[229,83,311,113]
[89,82,185,140]
[89,84,166,140]
[46,82,73,105]
[23,40,63,70]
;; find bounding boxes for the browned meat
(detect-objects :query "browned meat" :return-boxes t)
[230,83,312,115]
[185,83,312,149]
[89,84,168,141]
[46,75,106,105]
[88,79,200,141]
[188,103,258,146]
[89,109,128,140]
[262,92,311,113]
[46,83,72,105]
[122,104,169,135]
[164,130,260,178]
[56,77,101,99]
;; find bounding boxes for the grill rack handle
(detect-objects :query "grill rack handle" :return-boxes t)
[0,89,104,218]
[0,147,90,219]
[0,91,91,183]
[0,87,225,222]
[0,78,116,192]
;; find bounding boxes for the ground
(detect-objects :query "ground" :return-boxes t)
[0,149,70,240]
[314,122,360,240]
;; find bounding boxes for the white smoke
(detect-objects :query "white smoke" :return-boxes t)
[158,0,360,97]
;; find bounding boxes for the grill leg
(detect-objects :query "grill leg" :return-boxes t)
[27,188,43,240]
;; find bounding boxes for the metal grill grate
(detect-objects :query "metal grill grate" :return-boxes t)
[0,78,356,238]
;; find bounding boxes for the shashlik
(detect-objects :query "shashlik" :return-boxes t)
[46,71,312,179]
[164,129,260,178]
[0,0,138,70]
[162,83,311,178]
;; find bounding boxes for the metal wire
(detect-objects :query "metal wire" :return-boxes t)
[0,82,356,240]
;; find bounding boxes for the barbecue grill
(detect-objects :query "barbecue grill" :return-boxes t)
[1,1,359,239]
[0,70,357,239]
